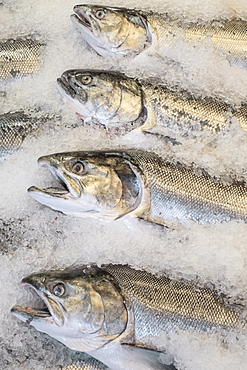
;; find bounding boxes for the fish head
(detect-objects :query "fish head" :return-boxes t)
[71,5,151,56]
[57,69,144,126]
[11,265,130,352]
[28,151,146,218]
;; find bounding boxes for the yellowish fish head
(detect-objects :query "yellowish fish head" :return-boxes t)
[71,4,152,56]
[28,151,145,219]
[11,265,129,352]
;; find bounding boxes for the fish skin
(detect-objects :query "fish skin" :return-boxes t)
[103,265,240,334]
[0,111,39,158]
[11,265,241,369]
[0,111,61,158]
[0,38,44,81]
[58,69,247,136]
[235,105,247,131]
[28,150,247,225]
[64,358,176,370]
[64,358,108,370]
[71,5,247,69]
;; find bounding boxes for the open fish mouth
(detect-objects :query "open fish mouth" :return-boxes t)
[71,6,120,56]
[73,7,93,32]
[12,275,66,327]
[11,283,52,323]
[12,304,51,318]
[28,156,82,200]
[57,74,76,99]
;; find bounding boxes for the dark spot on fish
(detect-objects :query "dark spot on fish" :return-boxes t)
[10,69,20,78]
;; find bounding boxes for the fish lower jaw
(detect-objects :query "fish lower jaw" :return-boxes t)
[11,305,51,319]
[28,186,79,216]
[27,188,132,219]
[28,186,70,198]
[27,187,98,217]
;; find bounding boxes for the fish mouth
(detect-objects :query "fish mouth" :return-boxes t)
[57,72,88,114]
[72,7,93,32]
[12,304,50,319]
[12,279,65,327]
[28,156,82,201]
[71,6,118,56]
[11,282,53,325]
[57,74,76,99]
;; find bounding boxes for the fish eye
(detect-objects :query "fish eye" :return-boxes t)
[52,283,66,297]
[79,75,92,85]
[95,9,105,20]
[71,161,85,175]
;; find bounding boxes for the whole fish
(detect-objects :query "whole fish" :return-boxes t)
[11,265,242,369]
[57,69,247,136]
[71,5,247,69]
[28,150,247,225]
[0,38,44,81]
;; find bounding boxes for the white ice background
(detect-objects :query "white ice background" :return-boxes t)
[1,0,247,369]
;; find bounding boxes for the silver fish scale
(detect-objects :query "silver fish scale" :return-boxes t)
[64,359,107,370]
[0,111,38,157]
[147,15,247,69]
[126,151,247,224]
[104,265,239,346]
[235,105,247,131]
[0,38,44,80]
[142,83,231,133]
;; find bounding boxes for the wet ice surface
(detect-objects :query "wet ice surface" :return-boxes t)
[1,0,247,369]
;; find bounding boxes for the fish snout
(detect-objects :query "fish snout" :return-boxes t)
[38,155,52,168]
[73,5,87,14]
[21,274,46,291]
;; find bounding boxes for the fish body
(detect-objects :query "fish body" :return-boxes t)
[12,265,241,369]
[28,150,247,226]
[57,69,245,136]
[0,111,40,158]
[64,358,108,370]
[64,356,175,370]
[0,38,44,81]
[71,5,247,68]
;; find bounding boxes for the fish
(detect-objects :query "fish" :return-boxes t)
[64,358,108,370]
[71,5,247,69]
[11,265,242,369]
[0,38,44,81]
[28,150,247,226]
[0,110,51,158]
[64,359,175,370]
[57,69,247,136]
[0,111,40,158]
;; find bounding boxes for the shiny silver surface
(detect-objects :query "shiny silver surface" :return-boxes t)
[28,150,247,225]
[57,69,247,135]
[71,5,247,69]
[0,111,38,157]
[0,38,44,80]
[12,265,241,369]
